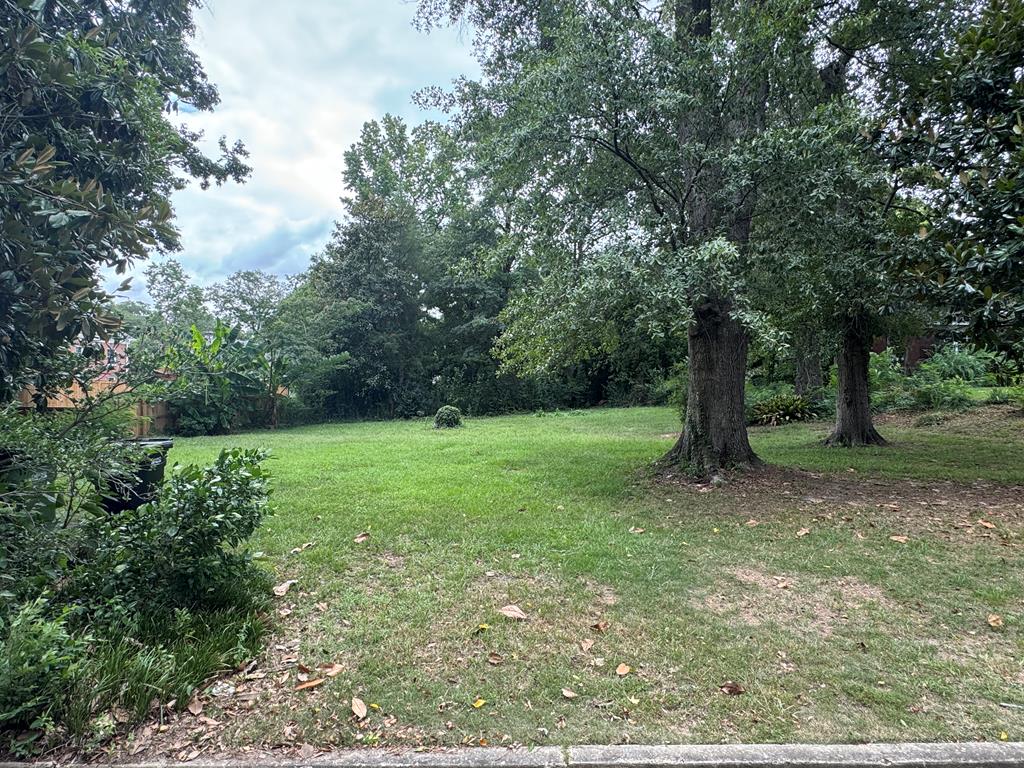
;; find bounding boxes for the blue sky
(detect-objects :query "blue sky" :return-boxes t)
[146,0,476,293]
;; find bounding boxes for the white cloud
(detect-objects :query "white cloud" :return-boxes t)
[146,0,476,294]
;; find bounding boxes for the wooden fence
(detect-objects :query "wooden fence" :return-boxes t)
[16,382,171,437]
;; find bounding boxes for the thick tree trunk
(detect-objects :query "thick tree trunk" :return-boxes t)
[826,318,886,447]
[793,332,824,397]
[663,298,759,476]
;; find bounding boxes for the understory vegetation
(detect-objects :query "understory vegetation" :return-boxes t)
[0,396,271,755]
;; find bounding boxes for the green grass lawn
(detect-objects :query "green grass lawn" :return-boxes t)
[148,406,1024,755]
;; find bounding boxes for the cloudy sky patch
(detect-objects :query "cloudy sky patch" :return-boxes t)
[139,0,475,296]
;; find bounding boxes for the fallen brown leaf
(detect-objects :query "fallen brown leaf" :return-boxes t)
[487,652,503,666]
[272,580,297,597]
[353,532,370,543]
[561,688,578,699]
[978,519,996,529]
[628,526,645,534]
[499,604,528,621]
[988,613,1004,628]
[580,638,595,653]
[294,679,325,691]
[352,697,367,719]
[320,663,344,677]
[591,620,610,633]
[796,528,810,537]
[719,681,746,695]
[889,535,909,544]
[186,697,203,716]
[616,663,631,677]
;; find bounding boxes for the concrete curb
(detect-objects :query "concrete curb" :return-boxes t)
[4,742,1024,768]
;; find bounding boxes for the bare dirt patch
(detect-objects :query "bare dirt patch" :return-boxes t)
[697,565,894,638]
[656,464,1024,543]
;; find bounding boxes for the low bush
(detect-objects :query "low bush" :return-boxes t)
[748,393,819,426]
[0,601,87,732]
[67,448,272,620]
[0,431,272,752]
[868,348,975,413]
[433,405,463,429]
[921,344,989,384]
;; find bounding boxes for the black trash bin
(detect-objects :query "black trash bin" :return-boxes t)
[101,439,174,514]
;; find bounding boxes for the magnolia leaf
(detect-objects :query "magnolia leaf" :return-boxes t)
[499,604,528,621]
[352,697,367,719]
[273,580,297,597]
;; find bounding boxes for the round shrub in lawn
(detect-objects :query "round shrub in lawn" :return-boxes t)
[434,405,463,429]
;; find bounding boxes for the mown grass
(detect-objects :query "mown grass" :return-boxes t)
[161,406,1024,751]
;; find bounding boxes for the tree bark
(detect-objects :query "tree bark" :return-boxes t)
[826,317,886,446]
[663,298,759,476]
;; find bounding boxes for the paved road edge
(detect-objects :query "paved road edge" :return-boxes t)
[3,742,1024,768]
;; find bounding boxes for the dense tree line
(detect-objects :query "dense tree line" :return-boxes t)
[5,0,1022,467]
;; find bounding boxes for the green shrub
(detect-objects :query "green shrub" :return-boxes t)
[905,377,973,411]
[0,601,87,730]
[867,347,975,413]
[433,405,463,429]
[868,349,905,392]
[986,387,1024,409]
[748,393,819,426]
[69,448,272,619]
[920,344,989,384]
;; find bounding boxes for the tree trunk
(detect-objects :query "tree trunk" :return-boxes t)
[826,318,886,447]
[663,298,759,476]
[793,332,824,396]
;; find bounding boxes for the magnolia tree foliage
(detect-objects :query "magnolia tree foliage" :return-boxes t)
[0,0,248,401]
[883,0,1024,358]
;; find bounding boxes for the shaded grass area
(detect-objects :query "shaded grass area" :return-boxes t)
[139,406,1024,756]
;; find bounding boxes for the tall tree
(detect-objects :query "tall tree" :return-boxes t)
[208,271,289,339]
[417,0,816,475]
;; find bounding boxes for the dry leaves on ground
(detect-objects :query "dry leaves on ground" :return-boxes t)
[499,604,528,620]
[272,580,297,597]
[351,697,367,719]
